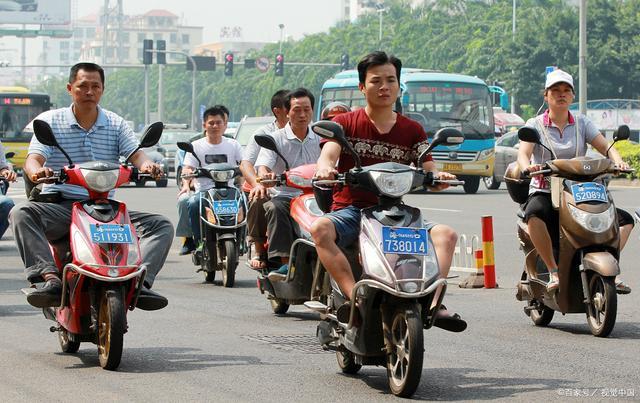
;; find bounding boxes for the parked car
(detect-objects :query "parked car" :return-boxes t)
[157,124,200,173]
[485,130,610,190]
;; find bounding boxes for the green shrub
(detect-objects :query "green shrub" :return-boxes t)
[613,140,640,179]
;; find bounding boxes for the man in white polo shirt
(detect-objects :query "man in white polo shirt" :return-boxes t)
[254,88,320,281]
[180,105,243,246]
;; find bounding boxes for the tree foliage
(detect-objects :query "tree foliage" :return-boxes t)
[35,0,640,126]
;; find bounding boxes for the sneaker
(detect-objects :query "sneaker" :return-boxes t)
[178,237,196,256]
[267,264,288,282]
[136,286,168,311]
[26,278,62,308]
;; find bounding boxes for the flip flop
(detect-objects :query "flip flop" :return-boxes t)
[433,308,467,333]
[616,280,631,295]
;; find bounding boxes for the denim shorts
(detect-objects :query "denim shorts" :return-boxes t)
[326,205,439,248]
[325,206,361,248]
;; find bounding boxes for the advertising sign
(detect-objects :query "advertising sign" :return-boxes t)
[0,0,71,25]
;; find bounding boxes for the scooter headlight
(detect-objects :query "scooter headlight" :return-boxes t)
[361,237,394,285]
[567,203,615,233]
[80,168,119,193]
[210,169,235,182]
[370,171,413,197]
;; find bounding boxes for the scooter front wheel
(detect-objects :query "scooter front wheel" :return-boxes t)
[221,240,237,288]
[97,287,126,370]
[586,274,617,337]
[528,299,554,327]
[384,304,424,398]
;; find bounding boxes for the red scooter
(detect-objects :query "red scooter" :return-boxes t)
[251,134,329,314]
[22,119,163,370]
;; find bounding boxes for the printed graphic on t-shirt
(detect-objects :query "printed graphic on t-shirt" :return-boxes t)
[205,154,228,164]
[345,138,429,164]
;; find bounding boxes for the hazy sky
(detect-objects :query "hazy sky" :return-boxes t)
[77,0,343,43]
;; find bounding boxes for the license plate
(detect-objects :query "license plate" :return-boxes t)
[443,163,462,171]
[89,224,133,244]
[213,200,238,215]
[382,227,428,255]
[571,182,608,203]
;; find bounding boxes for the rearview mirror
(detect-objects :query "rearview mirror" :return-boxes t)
[139,121,163,148]
[177,141,201,167]
[613,125,630,142]
[32,119,58,147]
[254,134,289,171]
[419,128,465,163]
[310,121,361,168]
[33,119,73,165]
[518,126,541,144]
[4,152,15,159]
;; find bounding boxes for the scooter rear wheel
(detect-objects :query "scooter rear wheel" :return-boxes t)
[97,288,126,370]
[586,274,617,337]
[336,349,361,374]
[528,299,554,327]
[58,328,80,353]
[384,305,424,398]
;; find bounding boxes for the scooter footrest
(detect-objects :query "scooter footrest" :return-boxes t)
[20,287,35,296]
[304,300,328,313]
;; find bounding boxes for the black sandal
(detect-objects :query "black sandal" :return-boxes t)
[433,306,467,333]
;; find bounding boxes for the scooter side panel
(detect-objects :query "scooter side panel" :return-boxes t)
[290,194,322,236]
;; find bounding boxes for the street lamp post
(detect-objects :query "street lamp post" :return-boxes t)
[511,0,516,114]
[376,6,386,46]
[278,24,285,53]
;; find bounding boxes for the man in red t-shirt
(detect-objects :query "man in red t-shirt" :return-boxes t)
[311,51,464,329]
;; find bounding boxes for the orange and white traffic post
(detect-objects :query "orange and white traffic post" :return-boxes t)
[481,215,497,288]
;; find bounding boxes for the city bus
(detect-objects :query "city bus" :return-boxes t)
[317,69,495,193]
[0,86,52,170]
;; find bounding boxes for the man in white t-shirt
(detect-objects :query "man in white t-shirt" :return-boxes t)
[177,105,243,249]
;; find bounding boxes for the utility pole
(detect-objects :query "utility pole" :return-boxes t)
[102,0,109,65]
[511,0,516,114]
[578,0,587,115]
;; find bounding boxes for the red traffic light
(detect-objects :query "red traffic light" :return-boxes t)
[226,53,234,62]
[276,54,283,62]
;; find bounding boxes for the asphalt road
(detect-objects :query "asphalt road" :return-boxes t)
[1,180,639,402]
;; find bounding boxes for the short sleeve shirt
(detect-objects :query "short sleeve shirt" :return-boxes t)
[0,141,8,171]
[254,123,321,175]
[525,110,599,192]
[242,121,278,164]
[183,136,243,191]
[28,105,139,200]
[327,108,432,210]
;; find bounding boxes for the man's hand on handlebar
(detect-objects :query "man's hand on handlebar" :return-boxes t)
[314,167,338,181]
[429,171,456,191]
[0,168,17,182]
[31,167,56,183]
[139,160,164,179]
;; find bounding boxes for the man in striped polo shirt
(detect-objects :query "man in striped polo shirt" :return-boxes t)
[10,62,174,310]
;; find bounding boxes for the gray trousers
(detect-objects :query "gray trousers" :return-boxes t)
[9,200,174,287]
[247,196,269,245]
[264,195,297,260]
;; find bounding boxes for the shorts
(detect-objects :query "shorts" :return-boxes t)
[325,205,439,248]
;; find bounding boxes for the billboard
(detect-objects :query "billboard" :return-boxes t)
[0,0,70,25]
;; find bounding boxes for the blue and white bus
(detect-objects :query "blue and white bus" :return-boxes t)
[317,68,496,194]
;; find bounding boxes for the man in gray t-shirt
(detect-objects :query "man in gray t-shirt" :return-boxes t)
[240,89,289,269]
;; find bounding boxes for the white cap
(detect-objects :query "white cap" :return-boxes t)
[545,69,574,90]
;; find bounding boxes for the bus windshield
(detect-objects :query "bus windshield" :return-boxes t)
[403,82,494,140]
[0,93,51,142]
[319,87,366,114]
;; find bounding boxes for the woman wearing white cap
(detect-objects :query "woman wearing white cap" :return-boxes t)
[517,69,633,294]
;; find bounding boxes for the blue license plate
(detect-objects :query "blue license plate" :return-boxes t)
[382,226,428,255]
[213,200,238,215]
[89,224,133,244]
[571,182,608,203]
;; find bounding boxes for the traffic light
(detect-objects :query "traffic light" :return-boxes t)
[142,39,153,65]
[340,53,349,71]
[156,40,166,65]
[275,53,284,76]
[224,53,234,76]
